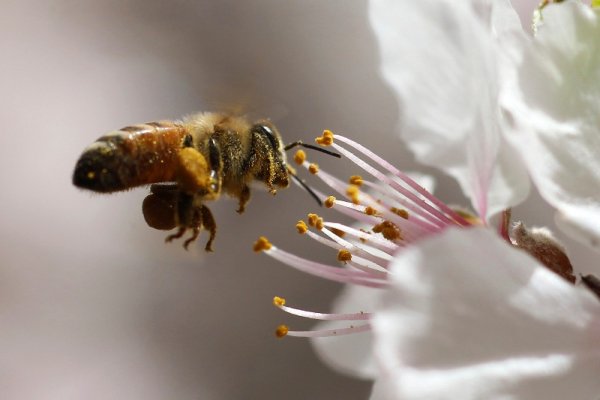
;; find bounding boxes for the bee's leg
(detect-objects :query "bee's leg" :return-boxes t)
[200,205,217,252]
[236,184,251,214]
[206,137,222,196]
[166,227,186,243]
[176,146,215,195]
[183,226,201,250]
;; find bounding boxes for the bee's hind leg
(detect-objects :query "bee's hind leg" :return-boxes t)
[183,226,201,250]
[166,227,186,243]
[200,205,217,252]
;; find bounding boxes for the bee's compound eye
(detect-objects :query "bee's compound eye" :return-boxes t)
[253,123,279,150]
[142,192,177,230]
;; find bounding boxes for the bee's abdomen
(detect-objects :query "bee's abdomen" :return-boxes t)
[73,121,187,193]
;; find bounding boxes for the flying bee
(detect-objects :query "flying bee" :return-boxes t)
[73,112,339,251]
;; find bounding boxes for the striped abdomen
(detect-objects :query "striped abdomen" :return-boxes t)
[73,121,188,193]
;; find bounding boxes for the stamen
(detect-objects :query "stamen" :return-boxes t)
[273,299,371,321]
[275,324,289,338]
[296,220,308,234]
[260,243,387,287]
[273,296,286,307]
[283,324,371,338]
[294,150,306,165]
[323,222,398,252]
[337,249,352,263]
[373,220,403,241]
[332,141,458,226]
[333,134,471,226]
[365,206,379,216]
[349,175,363,186]
[253,236,272,252]
[308,163,319,174]
[346,185,360,204]
[315,130,334,146]
[307,213,324,230]
[324,196,336,208]
[391,207,409,219]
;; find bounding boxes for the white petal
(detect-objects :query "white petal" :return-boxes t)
[501,2,600,249]
[369,0,530,220]
[372,227,600,400]
[311,284,380,379]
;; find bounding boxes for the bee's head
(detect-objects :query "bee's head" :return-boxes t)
[251,122,290,188]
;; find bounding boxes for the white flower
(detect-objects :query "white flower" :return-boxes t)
[371,227,600,400]
[501,1,600,249]
[370,0,530,221]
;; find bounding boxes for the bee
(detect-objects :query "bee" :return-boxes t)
[73,112,339,251]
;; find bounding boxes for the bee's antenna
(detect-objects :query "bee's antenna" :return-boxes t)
[287,166,323,206]
[284,141,341,158]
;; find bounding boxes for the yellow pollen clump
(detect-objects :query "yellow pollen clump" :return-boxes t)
[349,175,363,186]
[296,220,308,234]
[275,325,289,338]
[253,236,272,252]
[346,185,360,205]
[315,130,334,146]
[337,249,352,263]
[391,207,410,219]
[273,296,286,307]
[324,196,336,208]
[373,221,403,241]
[307,213,324,229]
[294,150,306,165]
[365,206,379,216]
[308,163,319,174]
[86,171,96,180]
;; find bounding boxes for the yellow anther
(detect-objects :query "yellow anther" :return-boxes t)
[273,296,286,307]
[315,217,324,230]
[324,196,336,208]
[253,236,272,252]
[308,163,319,174]
[365,206,379,216]
[294,150,306,165]
[337,249,352,263]
[296,220,308,234]
[373,220,403,241]
[391,207,409,219]
[307,213,320,227]
[315,129,334,146]
[349,175,363,186]
[346,185,360,205]
[275,324,289,338]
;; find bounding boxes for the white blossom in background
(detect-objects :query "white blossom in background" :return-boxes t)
[256,0,600,399]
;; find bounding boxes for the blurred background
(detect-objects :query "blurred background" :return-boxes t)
[2,1,588,399]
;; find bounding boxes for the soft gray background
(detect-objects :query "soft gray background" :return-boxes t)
[3,1,585,399]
